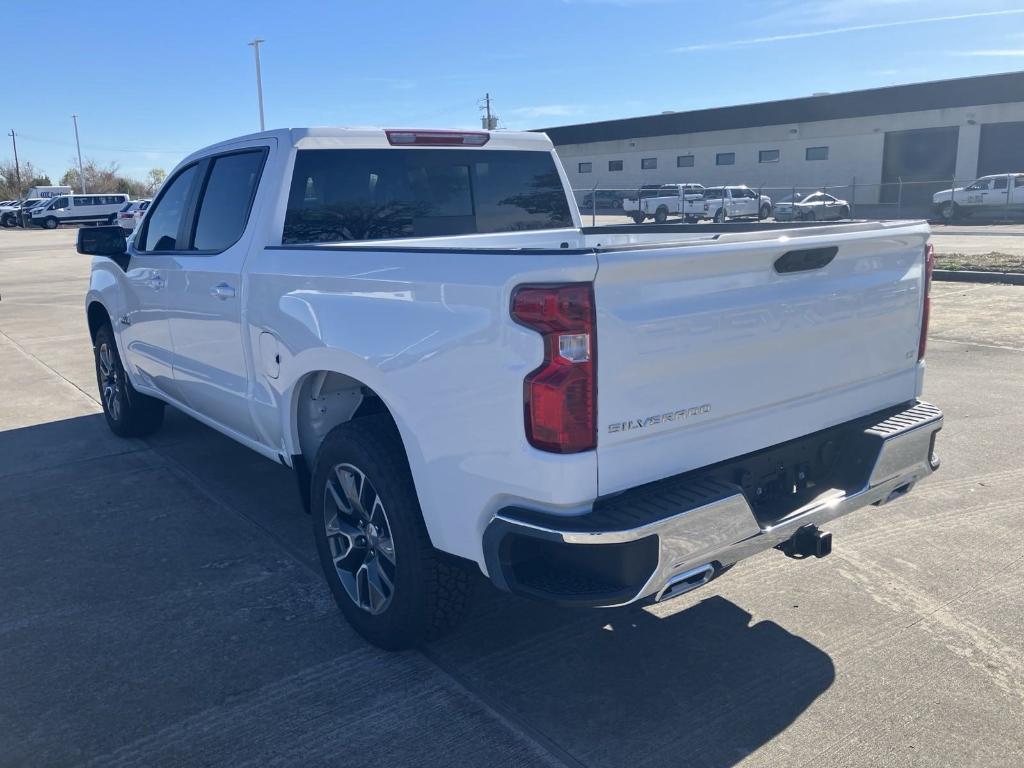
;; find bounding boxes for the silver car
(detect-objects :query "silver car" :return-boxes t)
[773,191,851,221]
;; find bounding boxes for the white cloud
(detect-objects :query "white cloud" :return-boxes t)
[674,9,1024,52]
[505,104,585,119]
[953,49,1024,57]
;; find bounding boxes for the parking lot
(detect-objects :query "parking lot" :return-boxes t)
[1,227,1023,767]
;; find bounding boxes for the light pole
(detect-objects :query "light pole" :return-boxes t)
[249,39,266,131]
[71,114,86,193]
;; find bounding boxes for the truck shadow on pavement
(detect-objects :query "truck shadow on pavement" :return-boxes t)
[0,409,835,768]
[432,589,835,768]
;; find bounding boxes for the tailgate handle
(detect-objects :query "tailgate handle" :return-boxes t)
[774,246,838,274]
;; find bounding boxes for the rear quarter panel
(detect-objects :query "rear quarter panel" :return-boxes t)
[243,246,599,567]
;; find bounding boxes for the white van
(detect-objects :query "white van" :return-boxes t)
[29,193,130,229]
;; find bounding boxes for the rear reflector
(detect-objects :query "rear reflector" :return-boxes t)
[511,284,596,454]
[919,243,934,361]
[385,129,489,146]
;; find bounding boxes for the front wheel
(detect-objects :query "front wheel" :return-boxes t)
[94,323,164,437]
[838,205,850,219]
[43,216,58,229]
[630,212,646,224]
[940,201,958,221]
[312,416,473,650]
[611,198,622,209]
[713,208,726,223]
[654,206,668,224]
[759,205,771,220]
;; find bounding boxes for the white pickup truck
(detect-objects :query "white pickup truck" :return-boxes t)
[623,183,704,224]
[80,127,942,650]
[685,185,773,222]
[932,173,1024,220]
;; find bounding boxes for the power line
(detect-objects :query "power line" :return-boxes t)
[13,132,189,155]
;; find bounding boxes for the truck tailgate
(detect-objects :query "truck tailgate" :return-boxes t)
[593,223,929,495]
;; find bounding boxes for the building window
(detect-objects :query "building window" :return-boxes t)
[641,157,657,170]
[608,160,623,172]
[759,149,780,163]
[578,162,592,174]
[806,146,829,161]
[716,152,735,166]
[677,154,694,168]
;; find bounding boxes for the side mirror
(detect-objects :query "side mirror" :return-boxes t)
[78,225,129,269]
[78,225,127,256]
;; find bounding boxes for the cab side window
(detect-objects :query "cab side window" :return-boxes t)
[192,150,266,251]
[137,164,200,252]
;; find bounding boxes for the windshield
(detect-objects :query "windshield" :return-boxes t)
[283,148,572,243]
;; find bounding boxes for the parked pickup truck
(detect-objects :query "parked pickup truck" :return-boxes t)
[623,183,705,223]
[932,173,1024,220]
[80,127,942,650]
[685,185,773,222]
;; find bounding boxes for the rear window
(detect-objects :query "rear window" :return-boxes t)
[283,148,572,244]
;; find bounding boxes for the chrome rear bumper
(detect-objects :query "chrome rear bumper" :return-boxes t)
[484,401,942,607]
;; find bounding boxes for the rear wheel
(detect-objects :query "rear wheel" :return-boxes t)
[94,323,165,437]
[654,206,668,224]
[312,416,473,650]
[713,208,726,223]
[611,198,622,209]
[805,209,818,221]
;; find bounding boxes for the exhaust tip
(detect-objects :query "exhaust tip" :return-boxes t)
[655,563,716,602]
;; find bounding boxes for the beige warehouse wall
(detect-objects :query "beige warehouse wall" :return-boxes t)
[553,102,1024,204]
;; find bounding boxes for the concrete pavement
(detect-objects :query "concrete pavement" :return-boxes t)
[1,228,1022,767]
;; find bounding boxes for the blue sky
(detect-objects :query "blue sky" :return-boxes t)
[4,0,1024,181]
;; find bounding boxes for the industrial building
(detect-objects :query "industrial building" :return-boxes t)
[540,71,1024,206]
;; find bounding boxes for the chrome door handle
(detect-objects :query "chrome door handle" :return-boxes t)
[147,275,164,290]
[210,282,236,300]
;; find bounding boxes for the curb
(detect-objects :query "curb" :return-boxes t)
[933,269,1024,285]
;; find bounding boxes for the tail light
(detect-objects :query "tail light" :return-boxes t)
[918,243,934,361]
[511,284,596,453]
[385,129,489,146]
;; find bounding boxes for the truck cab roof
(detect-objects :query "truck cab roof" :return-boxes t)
[181,127,555,165]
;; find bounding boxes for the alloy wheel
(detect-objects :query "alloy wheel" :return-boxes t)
[98,342,123,421]
[323,463,397,615]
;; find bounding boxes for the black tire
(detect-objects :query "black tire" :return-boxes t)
[713,207,726,223]
[759,204,771,220]
[838,206,850,219]
[631,213,646,224]
[611,198,622,209]
[654,206,668,224]
[940,201,958,221]
[312,416,472,650]
[0,215,11,228]
[43,216,58,229]
[806,209,817,221]
[93,322,165,437]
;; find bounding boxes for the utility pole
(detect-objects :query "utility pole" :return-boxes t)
[249,39,266,131]
[71,114,86,193]
[480,93,498,130]
[8,130,21,196]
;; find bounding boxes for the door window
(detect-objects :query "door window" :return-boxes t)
[137,163,200,251]
[193,150,266,251]
[993,177,1008,190]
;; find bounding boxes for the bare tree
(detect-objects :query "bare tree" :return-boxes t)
[0,159,49,199]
